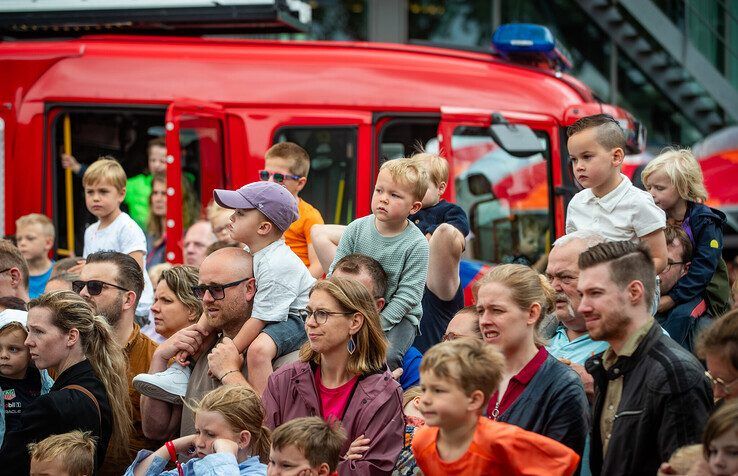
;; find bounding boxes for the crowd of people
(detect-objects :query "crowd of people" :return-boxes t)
[0,114,736,475]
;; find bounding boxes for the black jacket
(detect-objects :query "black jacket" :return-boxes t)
[0,359,112,475]
[408,200,469,236]
[585,322,713,476]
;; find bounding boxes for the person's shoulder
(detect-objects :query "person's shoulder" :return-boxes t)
[689,201,726,223]
[403,220,428,240]
[646,333,707,392]
[357,369,402,400]
[536,354,585,391]
[270,360,310,382]
[411,424,438,453]
[126,173,151,186]
[298,198,322,216]
[569,188,593,204]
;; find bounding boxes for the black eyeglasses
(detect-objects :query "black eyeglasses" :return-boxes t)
[72,279,129,296]
[258,169,302,183]
[664,260,686,271]
[298,308,354,325]
[0,268,12,275]
[192,277,251,300]
[442,332,480,342]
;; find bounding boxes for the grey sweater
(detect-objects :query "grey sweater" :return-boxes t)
[329,216,429,331]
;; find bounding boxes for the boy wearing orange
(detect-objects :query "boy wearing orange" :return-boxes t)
[412,339,580,476]
[261,142,324,278]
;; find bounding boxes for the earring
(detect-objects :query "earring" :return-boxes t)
[347,335,356,355]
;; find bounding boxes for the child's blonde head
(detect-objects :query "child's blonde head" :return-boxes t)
[15,214,55,240]
[28,430,96,476]
[265,142,311,178]
[271,417,346,473]
[82,157,127,192]
[420,338,504,405]
[379,158,429,202]
[0,321,27,339]
[187,385,271,463]
[409,152,449,186]
[641,148,708,203]
[702,400,738,460]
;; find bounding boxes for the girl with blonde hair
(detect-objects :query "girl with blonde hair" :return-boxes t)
[263,276,404,476]
[0,290,132,474]
[126,385,268,475]
[642,148,730,317]
[474,264,588,456]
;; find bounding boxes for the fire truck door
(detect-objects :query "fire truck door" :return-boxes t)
[164,100,229,263]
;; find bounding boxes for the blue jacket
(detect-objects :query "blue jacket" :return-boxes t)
[0,369,54,447]
[656,297,712,353]
[126,451,267,476]
[669,202,725,306]
[409,200,469,237]
[494,353,589,456]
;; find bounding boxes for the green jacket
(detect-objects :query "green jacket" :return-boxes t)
[125,173,153,229]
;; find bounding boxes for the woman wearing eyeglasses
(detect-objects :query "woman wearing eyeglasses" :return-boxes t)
[475,264,589,457]
[263,276,404,476]
[0,291,132,474]
[697,309,738,403]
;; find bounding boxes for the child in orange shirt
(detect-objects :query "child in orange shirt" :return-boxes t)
[412,339,580,476]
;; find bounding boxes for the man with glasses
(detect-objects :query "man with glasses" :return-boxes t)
[442,305,483,342]
[0,240,30,303]
[578,241,712,476]
[75,250,158,473]
[137,247,256,441]
[656,226,712,352]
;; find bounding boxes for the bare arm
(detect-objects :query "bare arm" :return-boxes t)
[230,317,266,354]
[641,228,668,274]
[426,223,464,300]
[310,224,346,272]
[307,244,324,279]
[128,250,146,273]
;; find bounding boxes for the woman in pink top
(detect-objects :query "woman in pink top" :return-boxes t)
[263,277,404,476]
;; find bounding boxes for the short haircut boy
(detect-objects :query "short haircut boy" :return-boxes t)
[409,152,449,186]
[333,253,388,297]
[0,240,29,288]
[28,430,96,476]
[578,241,656,301]
[85,251,145,306]
[15,214,55,241]
[266,142,311,178]
[271,416,347,472]
[379,158,429,202]
[420,338,504,403]
[82,157,127,191]
[566,113,626,151]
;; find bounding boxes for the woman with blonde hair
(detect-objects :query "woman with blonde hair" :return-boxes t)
[0,290,132,474]
[263,276,403,476]
[126,385,268,475]
[475,264,588,456]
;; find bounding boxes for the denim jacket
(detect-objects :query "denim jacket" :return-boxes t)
[125,451,267,476]
[0,369,54,447]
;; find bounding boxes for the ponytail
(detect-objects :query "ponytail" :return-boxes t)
[251,424,272,464]
[28,292,132,457]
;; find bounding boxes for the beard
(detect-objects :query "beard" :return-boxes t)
[588,307,631,343]
[92,294,125,328]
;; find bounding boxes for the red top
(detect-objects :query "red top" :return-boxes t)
[412,416,579,476]
[487,346,548,419]
[315,367,359,421]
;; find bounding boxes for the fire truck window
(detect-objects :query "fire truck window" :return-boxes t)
[273,127,357,225]
[452,126,551,269]
[378,119,439,162]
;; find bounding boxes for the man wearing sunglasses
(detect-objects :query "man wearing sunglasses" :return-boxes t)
[75,250,158,473]
[0,240,30,303]
[138,247,256,441]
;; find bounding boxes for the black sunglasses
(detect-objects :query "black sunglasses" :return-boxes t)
[72,279,129,296]
[258,169,302,183]
[192,277,251,300]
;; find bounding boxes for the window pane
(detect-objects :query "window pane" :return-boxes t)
[378,118,439,162]
[273,127,358,224]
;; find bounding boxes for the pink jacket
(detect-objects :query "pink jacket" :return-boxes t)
[263,361,404,475]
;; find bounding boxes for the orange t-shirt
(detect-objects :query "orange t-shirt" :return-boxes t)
[284,198,324,266]
[412,417,579,476]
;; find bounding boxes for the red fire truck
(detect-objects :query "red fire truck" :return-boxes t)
[0,21,645,291]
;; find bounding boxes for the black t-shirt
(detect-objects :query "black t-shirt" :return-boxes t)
[413,284,465,354]
[0,367,42,433]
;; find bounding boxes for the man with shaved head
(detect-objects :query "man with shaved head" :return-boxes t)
[140,247,256,439]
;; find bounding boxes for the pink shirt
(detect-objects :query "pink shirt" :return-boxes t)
[315,367,359,421]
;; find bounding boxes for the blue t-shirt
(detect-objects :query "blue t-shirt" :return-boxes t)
[400,346,422,390]
[545,325,609,365]
[29,263,54,299]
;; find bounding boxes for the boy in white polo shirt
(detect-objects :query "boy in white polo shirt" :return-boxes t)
[566,114,668,274]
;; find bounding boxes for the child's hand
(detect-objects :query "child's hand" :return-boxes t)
[344,434,371,461]
[212,438,239,456]
[61,153,82,174]
[175,350,191,366]
[170,434,197,454]
[391,367,403,381]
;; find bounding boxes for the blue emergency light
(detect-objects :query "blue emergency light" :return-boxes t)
[492,23,572,71]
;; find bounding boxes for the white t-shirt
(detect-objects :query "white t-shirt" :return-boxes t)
[566,174,666,242]
[83,212,154,316]
[252,239,315,323]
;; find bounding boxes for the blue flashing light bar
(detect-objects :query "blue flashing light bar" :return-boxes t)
[492,23,572,72]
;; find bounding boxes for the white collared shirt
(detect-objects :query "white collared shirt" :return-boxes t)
[566,174,666,242]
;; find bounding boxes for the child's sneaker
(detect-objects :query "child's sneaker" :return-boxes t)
[132,362,191,404]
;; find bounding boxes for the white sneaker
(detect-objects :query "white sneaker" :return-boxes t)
[133,362,191,404]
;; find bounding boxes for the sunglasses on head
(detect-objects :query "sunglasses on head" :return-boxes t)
[258,170,302,183]
[191,277,251,300]
[72,279,129,296]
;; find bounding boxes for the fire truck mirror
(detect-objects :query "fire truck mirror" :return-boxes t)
[489,123,546,158]
[467,173,492,196]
